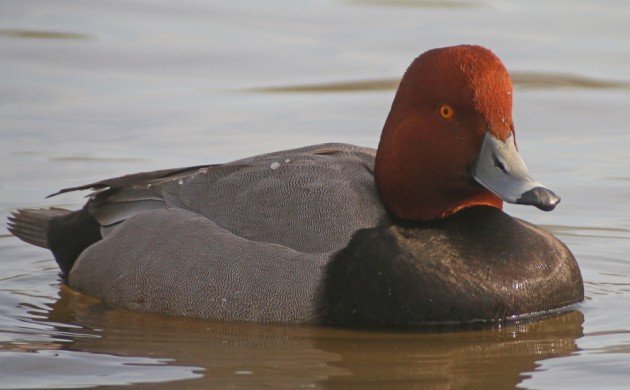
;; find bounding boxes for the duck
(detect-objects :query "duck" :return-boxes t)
[8,44,584,327]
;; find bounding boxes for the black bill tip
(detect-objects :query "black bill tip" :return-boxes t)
[516,187,561,211]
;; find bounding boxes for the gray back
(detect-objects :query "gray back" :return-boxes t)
[70,143,389,322]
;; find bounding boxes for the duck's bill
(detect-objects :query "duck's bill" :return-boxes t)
[471,132,560,211]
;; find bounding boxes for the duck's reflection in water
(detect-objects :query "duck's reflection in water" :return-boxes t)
[39,286,584,388]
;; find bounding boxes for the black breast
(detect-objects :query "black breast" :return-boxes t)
[318,206,584,328]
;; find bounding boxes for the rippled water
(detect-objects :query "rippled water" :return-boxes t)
[1,0,629,388]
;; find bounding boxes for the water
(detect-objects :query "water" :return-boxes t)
[1,0,629,388]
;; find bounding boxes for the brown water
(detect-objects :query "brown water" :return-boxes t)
[1,1,629,388]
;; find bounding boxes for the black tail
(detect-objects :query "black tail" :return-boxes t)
[8,207,101,279]
[8,208,70,248]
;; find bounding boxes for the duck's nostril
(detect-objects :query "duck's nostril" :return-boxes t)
[493,155,508,174]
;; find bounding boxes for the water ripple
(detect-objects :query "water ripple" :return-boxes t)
[250,72,630,94]
[0,29,92,40]
[345,0,484,8]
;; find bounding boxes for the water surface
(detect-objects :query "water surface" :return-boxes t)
[1,0,629,388]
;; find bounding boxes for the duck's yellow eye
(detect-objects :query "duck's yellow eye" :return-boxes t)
[439,105,455,120]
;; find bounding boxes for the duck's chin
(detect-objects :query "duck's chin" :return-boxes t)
[440,192,504,219]
[386,190,503,222]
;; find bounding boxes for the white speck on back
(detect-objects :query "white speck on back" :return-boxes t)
[198,168,208,173]
[284,159,291,163]
[270,162,281,170]
[178,179,184,185]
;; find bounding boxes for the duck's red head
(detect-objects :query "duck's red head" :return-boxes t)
[375,45,559,221]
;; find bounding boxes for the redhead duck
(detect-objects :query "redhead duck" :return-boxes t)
[8,45,583,327]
